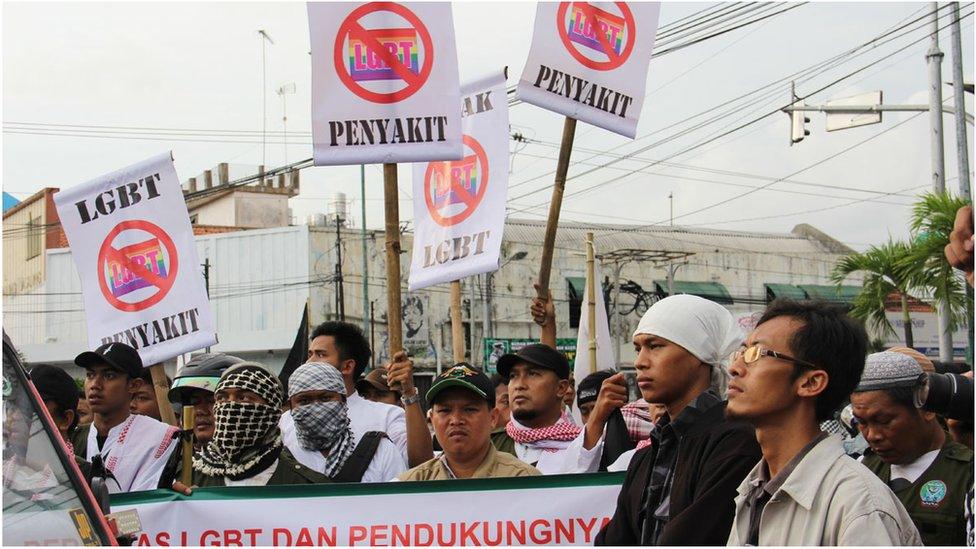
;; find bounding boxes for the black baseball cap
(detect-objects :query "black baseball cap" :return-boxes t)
[426,363,493,405]
[577,370,615,407]
[74,342,143,378]
[31,365,80,413]
[496,343,570,380]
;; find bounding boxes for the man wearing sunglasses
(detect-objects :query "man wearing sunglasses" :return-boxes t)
[725,299,921,546]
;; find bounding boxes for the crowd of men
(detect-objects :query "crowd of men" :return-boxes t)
[23,205,976,545]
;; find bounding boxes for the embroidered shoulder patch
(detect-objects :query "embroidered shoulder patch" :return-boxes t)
[920,480,947,507]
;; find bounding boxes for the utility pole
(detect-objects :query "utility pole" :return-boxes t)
[611,260,624,366]
[667,192,675,295]
[469,280,476,366]
[360,165,369,336]
[927,3,952,363]
[258,30,274,169]
[335,214,346,321]
[369,301,376,368]
[482,273,490,342]
[949,2,973,365]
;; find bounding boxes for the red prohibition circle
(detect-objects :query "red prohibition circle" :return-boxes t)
[556,2,636,71]
[424,135,490,227]
[333,2,435,104]
[97,220,179,312]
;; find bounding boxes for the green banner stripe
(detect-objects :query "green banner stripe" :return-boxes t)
[111,472,626,506]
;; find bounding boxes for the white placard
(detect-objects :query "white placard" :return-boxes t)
[308,2,463,165]
[52,153,217,366]
[408,70,509,290]
[111,473,624,546]
[517,2,660,138]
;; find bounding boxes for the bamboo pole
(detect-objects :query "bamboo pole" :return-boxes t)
[586,232,597,374]
[149,364,177,426]
[383,163,404,357]
[535,117,578,299]
[181,405,194,485]
[450,280,465,364]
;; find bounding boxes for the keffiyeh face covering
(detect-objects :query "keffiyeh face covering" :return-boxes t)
[194,364,283,480]
[288,362,356,478]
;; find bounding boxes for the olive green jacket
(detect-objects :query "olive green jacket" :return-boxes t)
[863,438,973,546]
[192,447,331,487]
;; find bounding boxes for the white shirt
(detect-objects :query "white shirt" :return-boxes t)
[287,433,407,482]
[85,414,179,493]
[891,448,941,483]
[280,391,407,460]
[514,443,575,475]
[223,460,277,487]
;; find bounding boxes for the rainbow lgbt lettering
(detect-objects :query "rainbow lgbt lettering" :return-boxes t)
[567,3,626,56]
[347,28,420,82]
[105,238,169,298]
[430,155,480,209]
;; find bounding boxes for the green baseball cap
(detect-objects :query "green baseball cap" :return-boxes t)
[425,363,493,405]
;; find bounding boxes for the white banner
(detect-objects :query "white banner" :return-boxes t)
[573,258,615,385]
[52,153,217,366]
[308,2,463,165]
[111,473,624,546]
[408,70,509,290]
[517,2,661,138]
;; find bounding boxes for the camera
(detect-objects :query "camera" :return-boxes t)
[913,372,974,421]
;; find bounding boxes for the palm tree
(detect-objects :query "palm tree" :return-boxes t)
[831,240,920,346]
[901,192,971,334]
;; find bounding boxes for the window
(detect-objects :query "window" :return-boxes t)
[26,215,42,260]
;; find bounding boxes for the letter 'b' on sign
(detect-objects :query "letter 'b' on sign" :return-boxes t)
[333,2,435,104]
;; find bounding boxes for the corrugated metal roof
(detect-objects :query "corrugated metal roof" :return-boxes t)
[501,218,848,256]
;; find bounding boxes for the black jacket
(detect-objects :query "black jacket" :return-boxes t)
[595,402,761,546]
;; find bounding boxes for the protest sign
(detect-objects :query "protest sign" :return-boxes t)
[517,2,661,138]
[409,70,508,290]
[308,2,463,165]
[111,473,624,546]
[52,153,216,366]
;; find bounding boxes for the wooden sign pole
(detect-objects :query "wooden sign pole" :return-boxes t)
[383,163,404,358]
[450,280,465,364]
[585,232,597,374]
[535,117,578,299]
[149,364,177,426]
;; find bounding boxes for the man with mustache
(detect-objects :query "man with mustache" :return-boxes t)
[399,364,539,480]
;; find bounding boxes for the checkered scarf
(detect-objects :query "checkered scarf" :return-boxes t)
[288,363,355,478]
[194,364,283,480]
[506,411,582,452]
[621,400,655,444]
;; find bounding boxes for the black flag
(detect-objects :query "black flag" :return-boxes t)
[279,302,309,395]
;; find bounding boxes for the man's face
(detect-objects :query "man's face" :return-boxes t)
[362,388,399,407]
[632,334,706,406]
[580,401,596,424]
[215,387,268,406]
[288,389,343,409]
[76,398,93,427]
[186,388,217,443]
[851,390,934,465]
[129,382,161,421]
[84,364,135,416]
[507,362,567,422]
[725,316,808,422]
[403,303,422,330]
[431,388,493,461]
[563,377,576,408]
[493,382,510,428]
[42,400,73,441]
[308,336,353,379]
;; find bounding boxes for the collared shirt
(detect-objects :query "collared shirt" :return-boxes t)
[398,444,541,481]
[745,431,828,545]
[639,390,722,545]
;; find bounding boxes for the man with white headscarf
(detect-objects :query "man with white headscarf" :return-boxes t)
[589,295,762,546]
[285,362,406,482]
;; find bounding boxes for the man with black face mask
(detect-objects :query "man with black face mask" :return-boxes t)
[190,362,327,487]
[285,362,406,483]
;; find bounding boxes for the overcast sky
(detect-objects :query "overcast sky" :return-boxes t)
[3,1,974,251]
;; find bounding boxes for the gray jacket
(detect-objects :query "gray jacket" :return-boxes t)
[728,435,923,546]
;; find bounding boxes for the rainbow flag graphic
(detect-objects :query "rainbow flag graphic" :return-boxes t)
[430,155,480,209]
[567,3,626,56]
[348,28,420,82]
[106,238,169,298]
